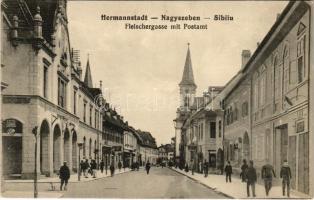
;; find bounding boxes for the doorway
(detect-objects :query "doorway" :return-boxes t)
[274,124,288,174]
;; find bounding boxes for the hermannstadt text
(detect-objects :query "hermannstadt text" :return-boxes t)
[100,14,234,31]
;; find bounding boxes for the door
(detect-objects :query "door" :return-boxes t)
[274,124,288,174]
[3,136,22,176]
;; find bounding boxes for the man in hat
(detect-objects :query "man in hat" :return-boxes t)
[59,161,70,191]
[280,159,292,197]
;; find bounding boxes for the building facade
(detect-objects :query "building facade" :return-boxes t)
[1,0,104,179]
[222,1,312,195]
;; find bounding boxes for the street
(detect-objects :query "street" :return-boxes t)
[62,167,228,198]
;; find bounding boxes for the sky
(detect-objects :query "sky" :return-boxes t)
[67,1,288,146]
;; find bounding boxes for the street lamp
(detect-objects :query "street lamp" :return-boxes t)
[77,142,83,181]
[32,126,38,198]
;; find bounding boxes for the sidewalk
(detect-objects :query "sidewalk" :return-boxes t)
[2,168,133,197]
[1,191,63,198]
[5,168,131,183]
[171,167,310,199]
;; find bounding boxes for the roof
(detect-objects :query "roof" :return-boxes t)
[137,130,157,149]
[179,45,196,87]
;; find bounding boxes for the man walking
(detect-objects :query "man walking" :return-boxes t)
[261,161,276,196]
[118,160,122,172]
[224,161,232,182]
[59,161,70,191]
[91,159,97,178]
[240,159,248,182]
[191,160,195,175]
[145,161,151,174]
[203,160,209,178]
[110,162,115,177]
[280,160,292,198]
[246,160,257,197]
[100,159,104,173]
[84,159,89,178]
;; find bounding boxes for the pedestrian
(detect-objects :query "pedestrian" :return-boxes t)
[145,161,151,174]
[280,159,292,198]
[199,161,202,174]
[203,160,209,178]
[100,159,104,173]
[59,161,70,191]
[246,160,257,197]
[91,159,97,178]
[84,159,89,178]
[110,162,115,177]
[191,160,195,175]
[240,159,248,182]
[118,160,122,172]
[185,163,189,172]
[79,160,84,176]
[261,161,276,196]
[224,161,232,182]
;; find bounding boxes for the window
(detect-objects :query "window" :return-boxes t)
[43,66,48,98]
[90,105,93,126]
[254,78,259,110]
[274,56,281,100]
[58,77,67,108]
[260,71,267,106]
[242,102,248,117]
[297,35,306,83]
[210,122,216,138]
[283,46,290,93]
[95,110,98,129]
[218,120,222,137]
[234,107,238,121]
[83,101,87,122]
[73,88,77,115]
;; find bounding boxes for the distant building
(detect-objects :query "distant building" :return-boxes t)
[137,130,158,165]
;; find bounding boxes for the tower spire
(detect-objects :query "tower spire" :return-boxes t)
[179,43,196,87]
[84,54,93,88]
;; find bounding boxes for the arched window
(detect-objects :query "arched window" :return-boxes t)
[242,102,248,117]
[83,137,86,157]
[89,138,92,158]
[283,45,290,92]
[273,56,281,100]
[260,65,267,106]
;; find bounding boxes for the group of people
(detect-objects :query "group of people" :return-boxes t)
[57,159,153,192]
[237,159,292,197]
[182,158,292,198]
[79,159,98,178]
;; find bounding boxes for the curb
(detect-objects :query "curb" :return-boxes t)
[170,168,234,199]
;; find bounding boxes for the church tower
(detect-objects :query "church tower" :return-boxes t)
[179,43,197,111]
[84,55,93,88]
[174,43,197,164]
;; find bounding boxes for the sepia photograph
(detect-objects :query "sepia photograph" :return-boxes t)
[0,0,313,199]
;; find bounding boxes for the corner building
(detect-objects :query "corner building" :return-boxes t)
[1,0,103,179]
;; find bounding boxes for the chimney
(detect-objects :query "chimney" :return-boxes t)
[241,50,251,69]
